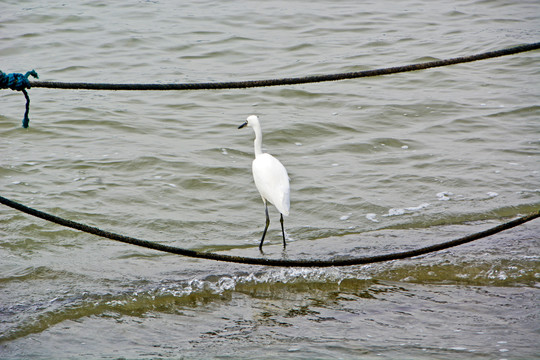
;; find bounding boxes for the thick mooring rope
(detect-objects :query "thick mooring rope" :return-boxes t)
[1,195,538,267]
[2,42,539,127]
[26,42,540,90]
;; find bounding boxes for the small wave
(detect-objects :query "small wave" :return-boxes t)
[437,191,453,201]
[382,203,430,217]
[157,267,356,298]
[366,213,379,222]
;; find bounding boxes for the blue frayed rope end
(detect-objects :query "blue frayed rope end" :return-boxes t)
[1,70,39,128]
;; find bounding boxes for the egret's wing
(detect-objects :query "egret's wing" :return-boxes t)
[252,154,290,216]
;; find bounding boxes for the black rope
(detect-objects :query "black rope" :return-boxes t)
[1,194,538,267]
[3,42,539,128]
[27,42,540,91]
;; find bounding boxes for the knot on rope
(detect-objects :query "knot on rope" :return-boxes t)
[0,70,39,128]
[0,70,38,91]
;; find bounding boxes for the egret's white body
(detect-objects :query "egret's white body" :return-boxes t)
[252,153,290,216]
[239,115,290,250]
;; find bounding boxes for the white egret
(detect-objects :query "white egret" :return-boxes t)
[238,115,290,250]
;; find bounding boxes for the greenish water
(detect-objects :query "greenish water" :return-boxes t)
[1,0,539,358]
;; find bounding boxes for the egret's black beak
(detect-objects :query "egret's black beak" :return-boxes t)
[238,121,248,129]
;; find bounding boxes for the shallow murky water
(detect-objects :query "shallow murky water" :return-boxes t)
[1,0,539,358]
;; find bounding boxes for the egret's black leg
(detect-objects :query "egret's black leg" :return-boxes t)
[259,203,270,251]
[280,213,286,248]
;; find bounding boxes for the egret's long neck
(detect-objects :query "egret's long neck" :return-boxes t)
[253,124,263,157]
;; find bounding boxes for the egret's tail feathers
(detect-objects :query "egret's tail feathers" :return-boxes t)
[276,195,290,216]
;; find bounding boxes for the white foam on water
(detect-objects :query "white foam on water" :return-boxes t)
[384,208,405,217]
[437,191,453,201]
[366,213,379,222]
[405,203,430,211]
[382,203,429,217]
